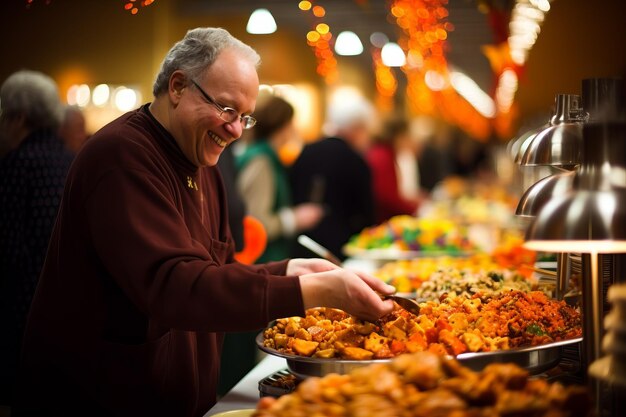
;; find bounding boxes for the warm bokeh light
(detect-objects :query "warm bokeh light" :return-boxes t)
[495,69,518,113]
[508,1,547,65]
[312,5,325,17]
[306,31,320,43]
[450,72,496,118]
[300,3,338,84]
[114,87,140,112]
[390,6,405,18]
[298,1,311,11]
[334,31,363,56]
[92,84,110,107]
[424,70,447,91]
[371,48,397,112]
[67,84,91,107]
[315,23,329,34]
[530,0,550,12]
[246,8,277,34]
[124,0,156,14]
[381,42,406,67]
[390,0,492,141]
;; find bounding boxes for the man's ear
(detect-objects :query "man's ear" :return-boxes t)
[169,71,187,103]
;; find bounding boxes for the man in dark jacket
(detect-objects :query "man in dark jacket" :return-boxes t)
[290,97,377,260]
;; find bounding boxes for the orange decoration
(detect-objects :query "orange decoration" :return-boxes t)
[299,0,338,84]
[388,0,497,141]
[234,216,268,265]
[312,5,325,17]
[372,48,398,112]
[124,0,157,14]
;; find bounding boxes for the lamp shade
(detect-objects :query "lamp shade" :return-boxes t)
[508,124,545,161]
[334,31,363,56]
[246,8,277,34]
[524,190,626,252]
[517,94,585,168]
[515,170,574,217]
[381,42,405,67]
[524,122,626,253]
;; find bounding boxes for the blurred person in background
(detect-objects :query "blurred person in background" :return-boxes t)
[417,137,452,192]
[0,69,74,407]
[366,115,422,223]
[58,104,89,153]
[290,96,377,261]
[236,94,323,263]
[14,28,395,417]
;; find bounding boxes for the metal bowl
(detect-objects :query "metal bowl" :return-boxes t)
[256,332,582,378]
[456,337,582,374]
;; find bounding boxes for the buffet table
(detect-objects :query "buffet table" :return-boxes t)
[204,355,286,416]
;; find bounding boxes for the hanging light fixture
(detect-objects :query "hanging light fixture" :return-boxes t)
[524,122,626,385]
[520,78,625,416]
[334,31,363,56]
[515,170,574,217]
[517,94,586,168]
[380,42,405,67]
[510,94,585,167]
[246,8,277,34]
[524,122,626,252]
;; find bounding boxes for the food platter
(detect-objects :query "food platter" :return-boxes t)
[256,332,582,378]
[455,337,582,374]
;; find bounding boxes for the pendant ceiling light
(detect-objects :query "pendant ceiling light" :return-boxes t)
[334,31,363,56]
[515,170,574,217]
[381,42,405,67]
[246,8,277,35]
[517,94,585,168]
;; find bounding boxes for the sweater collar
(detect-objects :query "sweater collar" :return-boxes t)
[141,104,199,176]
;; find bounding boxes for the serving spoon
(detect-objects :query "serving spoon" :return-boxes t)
[297,235,421,316]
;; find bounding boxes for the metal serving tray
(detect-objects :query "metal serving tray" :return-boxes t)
[256,332,582,378]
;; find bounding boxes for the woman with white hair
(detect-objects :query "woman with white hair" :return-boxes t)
[0,69,74,406]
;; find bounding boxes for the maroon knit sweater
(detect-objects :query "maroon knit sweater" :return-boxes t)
[15,105,304,417]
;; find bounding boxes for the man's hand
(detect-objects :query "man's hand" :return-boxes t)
[298,267,396,322]
[286,258,339,276]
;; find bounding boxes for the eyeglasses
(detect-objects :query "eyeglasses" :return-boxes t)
[190,79,257,130]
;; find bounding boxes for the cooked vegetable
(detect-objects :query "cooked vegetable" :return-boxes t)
[263,291,581,359]
[254,351,591,417]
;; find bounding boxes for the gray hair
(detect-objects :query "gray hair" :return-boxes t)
[0,69,63,131]
[152,27,261,96]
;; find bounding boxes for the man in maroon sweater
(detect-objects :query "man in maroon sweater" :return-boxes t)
[14,28,395,417]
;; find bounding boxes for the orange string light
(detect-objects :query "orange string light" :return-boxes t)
[389,0,491,141]
[299,0,338,84]
[123,0,157,14]
[371,48,397,113]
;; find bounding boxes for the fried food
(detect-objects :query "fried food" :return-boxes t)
[263,291,581,359]
[254,351,591,417]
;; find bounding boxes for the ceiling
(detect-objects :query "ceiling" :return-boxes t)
[176,0,626,128]
[179,0,497,93]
